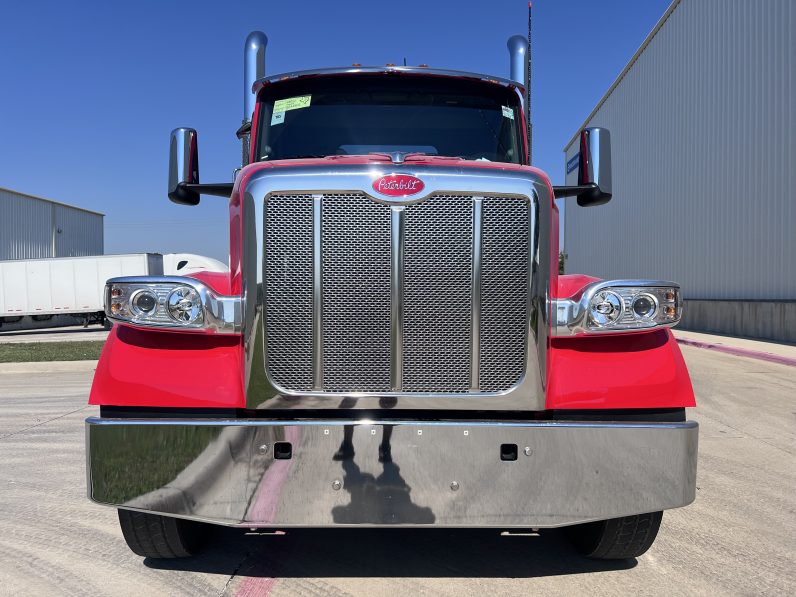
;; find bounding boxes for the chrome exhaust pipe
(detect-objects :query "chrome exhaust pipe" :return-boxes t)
[507,32,531,164]
[242,31,267,165]
[506,35,527,86]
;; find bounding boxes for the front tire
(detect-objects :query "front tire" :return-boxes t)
[566,511,663,560]
[118,509,205,558]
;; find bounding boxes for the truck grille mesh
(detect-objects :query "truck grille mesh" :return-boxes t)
[480,197,529,391]
[321,194,392,391]
[264,194,314,390]
[263,192,529,395]
[403,196,473,392]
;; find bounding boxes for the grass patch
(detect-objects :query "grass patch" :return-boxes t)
[0,340,105,363]
[90,426,222,503]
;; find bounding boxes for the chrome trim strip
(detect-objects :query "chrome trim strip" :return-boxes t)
[87,417,698,528]
[312,194,324,390]
[470,196,483,391]
[390,206,405,391]
[553,279,681,337]
[87,417,697,430]
[105,275,242,334]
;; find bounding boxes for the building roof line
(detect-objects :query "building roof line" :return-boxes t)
[564,0,682,151]
[0,186,105,217]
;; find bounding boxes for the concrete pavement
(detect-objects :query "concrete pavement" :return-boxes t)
[0,345,793,595]
[0,325,110,344]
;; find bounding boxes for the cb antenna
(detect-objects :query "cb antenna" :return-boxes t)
[527,1,533,165]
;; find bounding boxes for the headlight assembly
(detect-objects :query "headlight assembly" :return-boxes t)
[105,276,240,334]
[555,280,682,336]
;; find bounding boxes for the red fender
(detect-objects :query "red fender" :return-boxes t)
[546,275,695,409]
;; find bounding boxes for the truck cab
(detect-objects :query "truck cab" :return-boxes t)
[86,32,697,562]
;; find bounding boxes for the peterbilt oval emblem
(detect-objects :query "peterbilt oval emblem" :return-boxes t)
[372,174,425,197]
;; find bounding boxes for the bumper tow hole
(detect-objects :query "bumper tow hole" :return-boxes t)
[501,443,518,461]
[274,442,293,460]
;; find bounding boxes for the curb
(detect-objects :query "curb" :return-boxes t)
[676,338,796,368]
[0,360,99,374]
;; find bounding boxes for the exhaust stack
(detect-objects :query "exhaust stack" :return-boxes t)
[507,32,531,165]
[242,31,267,165]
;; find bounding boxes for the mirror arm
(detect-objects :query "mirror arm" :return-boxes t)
[169,182,234,205]
[183,183,234,197]
[236,121,252,140]
[552,183,598,198]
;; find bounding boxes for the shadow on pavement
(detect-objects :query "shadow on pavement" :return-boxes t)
[145,527,636,579]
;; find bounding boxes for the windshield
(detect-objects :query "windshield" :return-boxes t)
[255,74,524,164]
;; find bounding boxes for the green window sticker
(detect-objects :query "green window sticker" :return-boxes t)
[274,95,312,112]
[271,95,312,126]
[502,105,514,120]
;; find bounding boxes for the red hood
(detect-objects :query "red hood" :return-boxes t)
[239,154,549,178]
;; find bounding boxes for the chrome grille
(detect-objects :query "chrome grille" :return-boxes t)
[321,194,392,391]
[480,197,529,391]
[403,196,473,392]
[263,191,530,395]
[264,194,314,390]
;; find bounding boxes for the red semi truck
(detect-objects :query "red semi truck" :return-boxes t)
[85,31,697,561]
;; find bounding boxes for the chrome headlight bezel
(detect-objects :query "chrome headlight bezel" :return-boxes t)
[105,276,241,334]
[554,280,682,336]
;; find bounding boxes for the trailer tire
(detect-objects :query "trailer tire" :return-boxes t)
[118,509,205,558]
[566,511,663,560]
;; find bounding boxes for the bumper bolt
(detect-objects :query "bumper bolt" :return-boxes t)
[332,479,342,490]
[450,481,460,491]
[258,444,269,455]
[524,446,532,456]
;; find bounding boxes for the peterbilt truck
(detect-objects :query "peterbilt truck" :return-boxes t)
[85,30,698,561]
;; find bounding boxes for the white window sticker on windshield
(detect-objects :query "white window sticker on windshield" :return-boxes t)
[271,111,285,126]
[502,105,514,120]
[271,95,311,126]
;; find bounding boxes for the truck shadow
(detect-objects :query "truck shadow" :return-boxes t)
[145,527,636,579]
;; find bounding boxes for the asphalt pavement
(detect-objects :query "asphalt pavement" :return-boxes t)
[0,344,793,596]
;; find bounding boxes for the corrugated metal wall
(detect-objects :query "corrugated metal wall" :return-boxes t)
[0,188,104,260]
[53,203,104,257]
[563,0,795,301]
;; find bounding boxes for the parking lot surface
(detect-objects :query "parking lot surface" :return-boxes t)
[0,345,793,596]
[0,325,110,344]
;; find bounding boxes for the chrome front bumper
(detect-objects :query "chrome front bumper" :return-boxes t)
[86,418,698,528]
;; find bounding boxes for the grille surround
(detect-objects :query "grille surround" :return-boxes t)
[262,191,531,396]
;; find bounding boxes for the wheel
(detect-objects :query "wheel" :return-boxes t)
[117,509,205,558]
[566,511,663,560]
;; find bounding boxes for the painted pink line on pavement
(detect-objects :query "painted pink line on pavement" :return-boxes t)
[234,426,301,597]
[676,338,796,367]
[236,576,278,597]
[246,425,300,523]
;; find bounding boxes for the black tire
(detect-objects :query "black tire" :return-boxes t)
[566,511,663,560]
[118,509,205,558]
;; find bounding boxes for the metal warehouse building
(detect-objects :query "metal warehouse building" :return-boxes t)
[0,187,104,260]
[563,0,795,343]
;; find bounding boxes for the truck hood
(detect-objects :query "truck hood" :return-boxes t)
[241,155,549,179]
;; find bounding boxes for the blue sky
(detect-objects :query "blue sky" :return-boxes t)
[0,0,669,262]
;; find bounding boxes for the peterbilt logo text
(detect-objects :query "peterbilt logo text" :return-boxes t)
[372,174,425,197]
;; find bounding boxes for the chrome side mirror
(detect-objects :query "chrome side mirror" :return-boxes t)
[574,127,612,207]
[168,128,200,205]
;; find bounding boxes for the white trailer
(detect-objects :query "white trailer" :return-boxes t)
[0,253,163,326]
